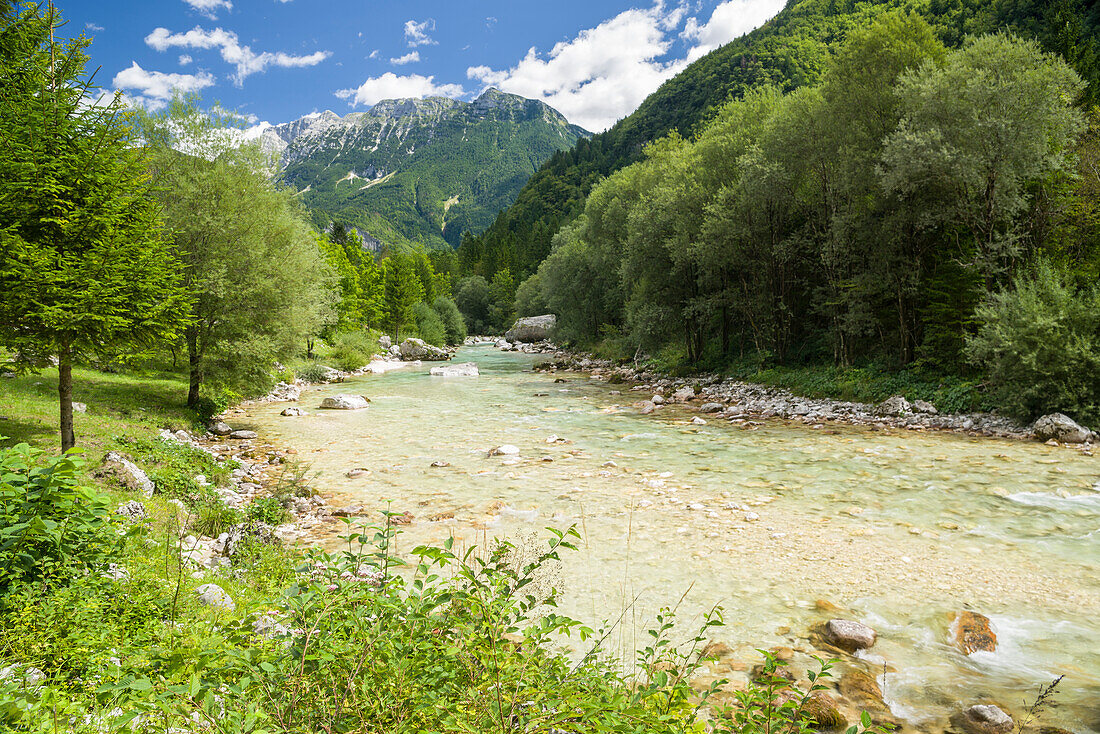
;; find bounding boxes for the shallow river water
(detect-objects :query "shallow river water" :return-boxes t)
[243,346,1100,732]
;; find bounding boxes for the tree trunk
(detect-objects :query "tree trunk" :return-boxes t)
[306,338,314,360]
[186,328,203,409]
[58,339,75,453]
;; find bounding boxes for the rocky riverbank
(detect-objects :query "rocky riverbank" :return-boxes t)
[521,349,1097,449]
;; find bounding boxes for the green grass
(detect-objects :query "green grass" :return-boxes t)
[0,364,196,462]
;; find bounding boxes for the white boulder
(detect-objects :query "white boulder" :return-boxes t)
[1033,413,1092,443]
[505,314,556,343]
[319,394,370,410]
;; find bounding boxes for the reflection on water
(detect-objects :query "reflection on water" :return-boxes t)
[243,347,1100,732]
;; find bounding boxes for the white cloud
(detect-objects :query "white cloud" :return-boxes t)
[368,49,379,59]
[179,54,193,65]
[390,51,419,66]
[145,26,330,85]
[465,0,781,132]
[682,0,784,63]
[335,72,464,107]
[404,19,436,48]
[112,61,215,110]
[85,21,104,32]
[183,0,232,21]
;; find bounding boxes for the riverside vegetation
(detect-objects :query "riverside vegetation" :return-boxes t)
[0,0,1092,730]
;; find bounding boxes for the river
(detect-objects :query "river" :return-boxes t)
[241,346,1100,733]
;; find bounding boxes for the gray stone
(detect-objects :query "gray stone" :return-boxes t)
[488,444,520,457]
[672,386,695,402]
[951,705,1014,734]
[378,334,392,350]
[208,421,233,436]
[824,619,877,652]
[505,314,556,343]
[430,362,479,377]
[116,500,148,522]
[1033,413,1091,443]
[0,664,44,687]
[912,399,938,414]
[319,394,370,410]
[875,395,912,417]
[72,402,87,413]
[398,338,449,361]
[229,430,259,440]
[196,583,235,611]
[640,401,656,415]
[280,407,307,417]
[103,452,155,498]
[700,402,724,413]
[691,416,707,425]
[224,522,279,558]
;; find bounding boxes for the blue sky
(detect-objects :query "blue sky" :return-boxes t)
[63,0,784,132]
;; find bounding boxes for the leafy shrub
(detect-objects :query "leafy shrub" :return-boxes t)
[0,443,116,594]
[297,362,334,383]
[431,296,467,345]
[331,331,375,372]
[413,302,447,346]
[514,272,549,318]
[117,436,233,488]
[272,364,295,384]
[192,384,241,423]
[966,260,1100,424]
[244,496,290,526]
[189,490,240,537]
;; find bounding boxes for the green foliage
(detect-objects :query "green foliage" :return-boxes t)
[514,272,548,317]
[431,296,467,345]
[244,496,291,526]
[188,491,240,537]
[966,260,1100,424]
[297,362,335,383]
[0,3,190,451]
[0,443,115,594]
[412,302,447,347]
[330,330,376,372]
[454,275,493,334]
[193,384,242,423]
[138,95,337,408]
[383,253,426,341]
[116,436,232,491]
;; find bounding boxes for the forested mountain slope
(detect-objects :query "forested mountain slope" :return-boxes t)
[264,89,589,251]
[461,0,1100,278]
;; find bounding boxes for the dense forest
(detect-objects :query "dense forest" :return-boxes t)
[453,0,1100,425]
[460,0,1100,280]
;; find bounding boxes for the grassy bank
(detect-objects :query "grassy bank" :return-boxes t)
[1,365,878,733]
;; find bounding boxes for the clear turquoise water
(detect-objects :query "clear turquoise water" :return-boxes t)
[244,346,1100,732]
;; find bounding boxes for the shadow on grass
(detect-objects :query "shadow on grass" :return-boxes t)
[0,415,53,447]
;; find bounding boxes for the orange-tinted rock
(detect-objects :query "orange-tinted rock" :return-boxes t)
[839,669,885,709]
[953,611,997,654]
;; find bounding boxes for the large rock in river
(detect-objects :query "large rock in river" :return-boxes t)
[320,394,370,410]
[951,705,1014,734]
[823,619,877,652]
[398,338,449,361]
[505,314,556,343]
[952,611,997,654]
[875,395,911,417]
[1032,413,1092,443]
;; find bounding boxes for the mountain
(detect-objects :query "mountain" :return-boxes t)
[260,89,590,250]
[466,0,1100,279]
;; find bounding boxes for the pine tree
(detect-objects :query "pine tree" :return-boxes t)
[0,2,189,451]
[383,255,424,341]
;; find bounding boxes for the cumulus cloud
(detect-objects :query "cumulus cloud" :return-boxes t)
[390,51,420,66]
[682,0,785,63]
[465,0,780,132]
[145,26,329,85]
[404,19,436,47]
[183,0,232,21]
[335,72,464,107]
[112,61,215,110]
[179,54,193,65]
